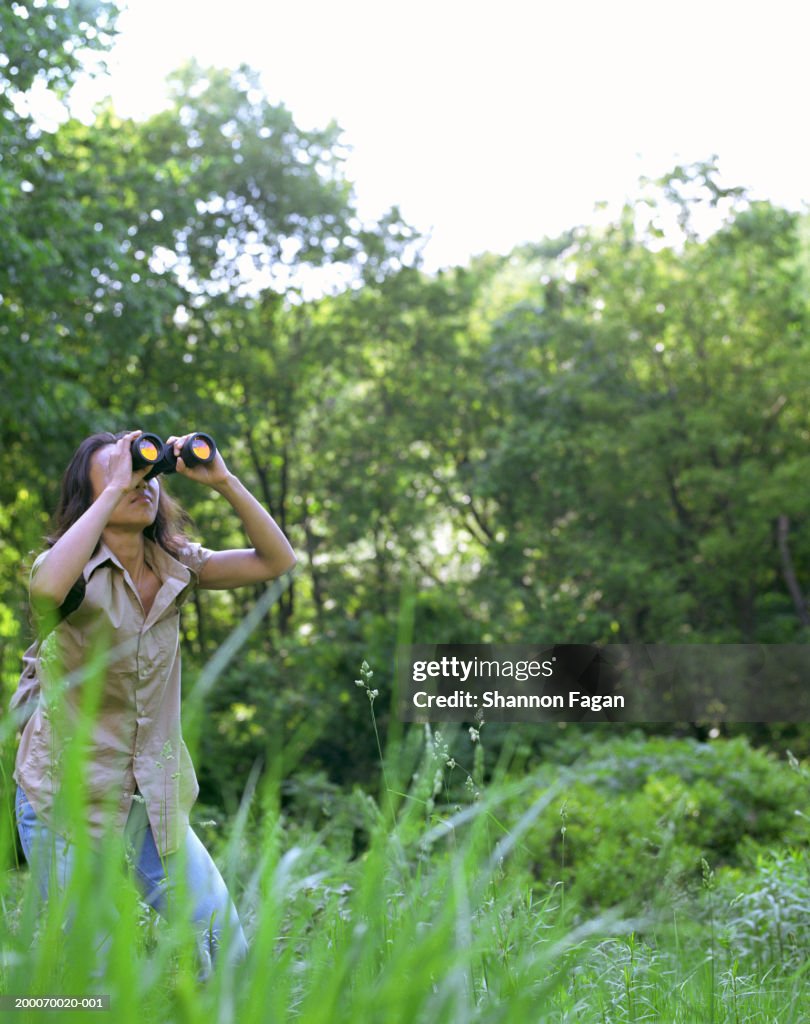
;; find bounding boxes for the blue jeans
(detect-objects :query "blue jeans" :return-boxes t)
[15,784,248,977]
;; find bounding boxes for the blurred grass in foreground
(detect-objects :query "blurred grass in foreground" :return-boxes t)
[0,579,808,1022]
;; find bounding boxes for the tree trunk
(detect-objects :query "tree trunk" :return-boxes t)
[776,514,810,627]
[303,514,326,633]
[192,588,207,658]
[278,437,293,636]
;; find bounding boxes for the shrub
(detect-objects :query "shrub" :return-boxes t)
[509,735,809,912]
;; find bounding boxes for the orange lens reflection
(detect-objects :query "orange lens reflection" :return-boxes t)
[191,439,211,459]
[139,441,159,461]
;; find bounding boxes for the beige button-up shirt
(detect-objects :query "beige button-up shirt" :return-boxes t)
[12,537,213,857]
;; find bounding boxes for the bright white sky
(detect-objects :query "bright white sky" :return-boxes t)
[54,0,810,272]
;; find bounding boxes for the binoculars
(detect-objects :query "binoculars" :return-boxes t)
[131,432,216,480]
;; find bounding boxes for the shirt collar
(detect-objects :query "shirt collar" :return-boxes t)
[84,537,192,585]
[84,539,117,579]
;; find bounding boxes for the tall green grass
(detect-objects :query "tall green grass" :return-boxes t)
[1,584,808,1022]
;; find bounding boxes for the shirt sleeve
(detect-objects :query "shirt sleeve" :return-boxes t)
[29,550,48,588]
[175,541,215,583]
[8,638,40,722]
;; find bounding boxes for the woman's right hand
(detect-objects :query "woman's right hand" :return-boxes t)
[103,430,151,494]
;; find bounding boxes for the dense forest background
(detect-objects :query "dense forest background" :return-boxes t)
[3,1,810,818]
[2,8,810,1017]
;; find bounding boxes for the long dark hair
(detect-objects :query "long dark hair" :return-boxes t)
[45,431,191,558]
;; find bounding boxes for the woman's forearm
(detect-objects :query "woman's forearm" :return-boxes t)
[213,473,296,573]
[31,485,125,606]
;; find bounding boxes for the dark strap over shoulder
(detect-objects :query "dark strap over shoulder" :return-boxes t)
[59,575,86,621]
[31,574,86,641]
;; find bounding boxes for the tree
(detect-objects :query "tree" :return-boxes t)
[462,160,810,642]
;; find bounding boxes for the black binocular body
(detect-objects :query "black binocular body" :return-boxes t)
[131,432,217,480]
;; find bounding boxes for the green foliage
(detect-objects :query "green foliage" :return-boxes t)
[3,682,809,1020]
[711,848,810,975]
[509,735,809,914]
[3,8,810,1017]
[461,168,810,644]
[0,1,120,100]
[3,0,810,829]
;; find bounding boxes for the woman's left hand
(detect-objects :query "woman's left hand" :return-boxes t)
[166,433,232,489]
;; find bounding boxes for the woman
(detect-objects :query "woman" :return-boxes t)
[11,428,296,978]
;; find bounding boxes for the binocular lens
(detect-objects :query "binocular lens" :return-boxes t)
[136,438,160,463]
[132,431,216,479]
[190,437,211,460]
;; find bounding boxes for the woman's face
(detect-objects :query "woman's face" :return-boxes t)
[89,444,160,530]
